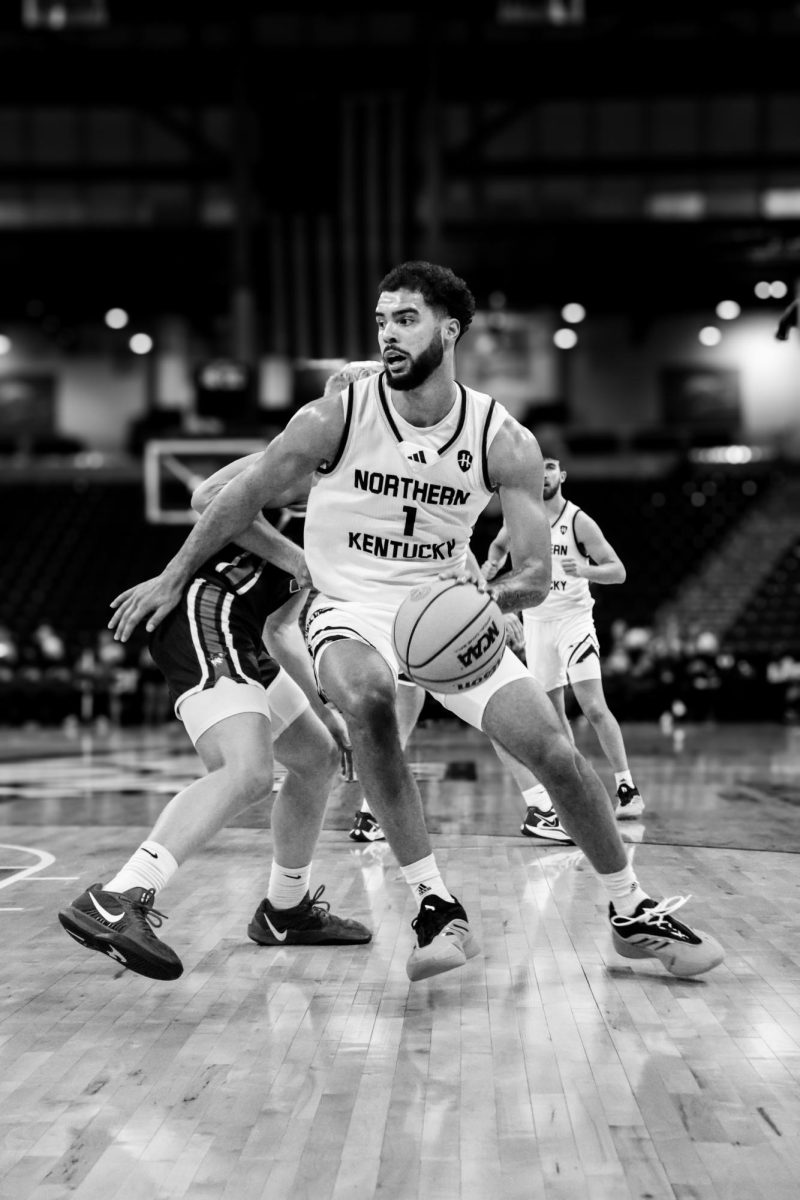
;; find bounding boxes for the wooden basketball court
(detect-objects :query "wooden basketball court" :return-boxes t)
[2,718,799,1200]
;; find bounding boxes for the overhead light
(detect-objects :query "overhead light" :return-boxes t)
[561,303,586,324]
[698,326,721,346]
[105,307,129,330]
[129,333,153,355]
[715,300,740,320]
[553,328,578,349]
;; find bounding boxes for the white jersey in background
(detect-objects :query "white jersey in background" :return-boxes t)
[523,498,594,623]
[303,371,509,611]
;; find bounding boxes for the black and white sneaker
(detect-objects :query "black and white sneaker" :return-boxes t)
[406,894,480,981]
[615,782,645,819]
[348,811,386,843]
[520,805,574,844]
[610,895,724,977]
[247,885,372,945]
[58,883,183,980]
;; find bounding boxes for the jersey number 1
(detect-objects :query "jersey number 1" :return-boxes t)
[402,505,417,537]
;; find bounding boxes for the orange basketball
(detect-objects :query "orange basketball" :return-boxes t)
[392,577,506,693]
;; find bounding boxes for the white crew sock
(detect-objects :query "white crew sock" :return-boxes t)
[359,798,373,815]
[614,770,633,789]
[267,861,312,910]
[104,841,179,896]
[598,862,649,916]
[401,854,454,906]
[522,783,552,810]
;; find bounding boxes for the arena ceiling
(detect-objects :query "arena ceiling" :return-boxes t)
[1,1,799,327]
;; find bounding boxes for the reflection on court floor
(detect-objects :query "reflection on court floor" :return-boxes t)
[2,720,800,1200]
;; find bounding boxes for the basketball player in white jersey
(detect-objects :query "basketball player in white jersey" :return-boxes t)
[108,261,724,983]
[483,455,645,842]
[194,360,531,847]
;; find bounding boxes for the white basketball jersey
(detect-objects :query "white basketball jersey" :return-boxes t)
[303,371,509,610]
[523,498,594,623]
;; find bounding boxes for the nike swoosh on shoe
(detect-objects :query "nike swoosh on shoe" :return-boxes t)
[261,914,288,942]
[89,894,125,924]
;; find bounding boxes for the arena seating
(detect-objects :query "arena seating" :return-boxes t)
[725,533,800,657]
[0,479,186,644]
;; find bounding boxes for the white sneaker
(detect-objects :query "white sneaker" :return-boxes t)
[610,895,724,977]
[406,894,480,982]
[520,805,574,844]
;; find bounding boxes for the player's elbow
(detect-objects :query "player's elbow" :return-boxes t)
[525,563,551,607]
[613,563,626,585]
[190,482,212,513]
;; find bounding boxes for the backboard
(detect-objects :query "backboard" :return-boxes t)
[143,438,265,525]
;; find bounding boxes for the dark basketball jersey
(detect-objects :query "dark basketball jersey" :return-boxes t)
[149,546,295,709]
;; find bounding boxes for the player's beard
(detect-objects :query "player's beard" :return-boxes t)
[543,481,560,501]
[385,330,444,391]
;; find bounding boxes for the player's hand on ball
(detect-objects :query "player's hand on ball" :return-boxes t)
[437,569,488,592]
[109,573,183,642]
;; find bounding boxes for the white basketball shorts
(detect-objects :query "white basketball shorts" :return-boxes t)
[522,609,601,693]
[178,669,309,746]
[305,594,530,729]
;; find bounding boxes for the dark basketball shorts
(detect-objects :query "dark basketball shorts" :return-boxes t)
[149,577,307,745]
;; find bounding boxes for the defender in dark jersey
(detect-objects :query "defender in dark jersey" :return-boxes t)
[59,518,372,981]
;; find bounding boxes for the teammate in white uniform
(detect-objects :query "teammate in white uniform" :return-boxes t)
[109,261,724,984]
[484,456,645,842]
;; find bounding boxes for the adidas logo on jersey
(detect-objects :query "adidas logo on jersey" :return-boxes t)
[398,440,429,466]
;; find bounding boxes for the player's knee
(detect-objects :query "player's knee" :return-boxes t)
[305,724,340,779]
[580,698,609,724]
[346,683,397,735]
[223,754,274,805]
[537,734,579,787]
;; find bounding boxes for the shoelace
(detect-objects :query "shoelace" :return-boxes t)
[124,888,169,931]
[410,899,448,939]
[303,885,331,916]
[611,894,691,929]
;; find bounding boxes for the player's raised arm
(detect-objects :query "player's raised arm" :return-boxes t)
[484,421,551,613]
[190,452,265,513]
[191,453,312,581]
[108,397,344,642]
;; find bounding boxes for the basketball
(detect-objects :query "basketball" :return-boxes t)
[392,578,506,693]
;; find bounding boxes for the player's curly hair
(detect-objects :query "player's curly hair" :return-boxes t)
[323,360,383,396]
[378,261,476,342]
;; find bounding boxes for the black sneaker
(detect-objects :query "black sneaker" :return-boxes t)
[406,893,480,981]
[247,885,372,945]
[615,782,645,819]
[610,895,724,977]
[58,883,183,980]
[520,805,574,844]
[348,810,386,843]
